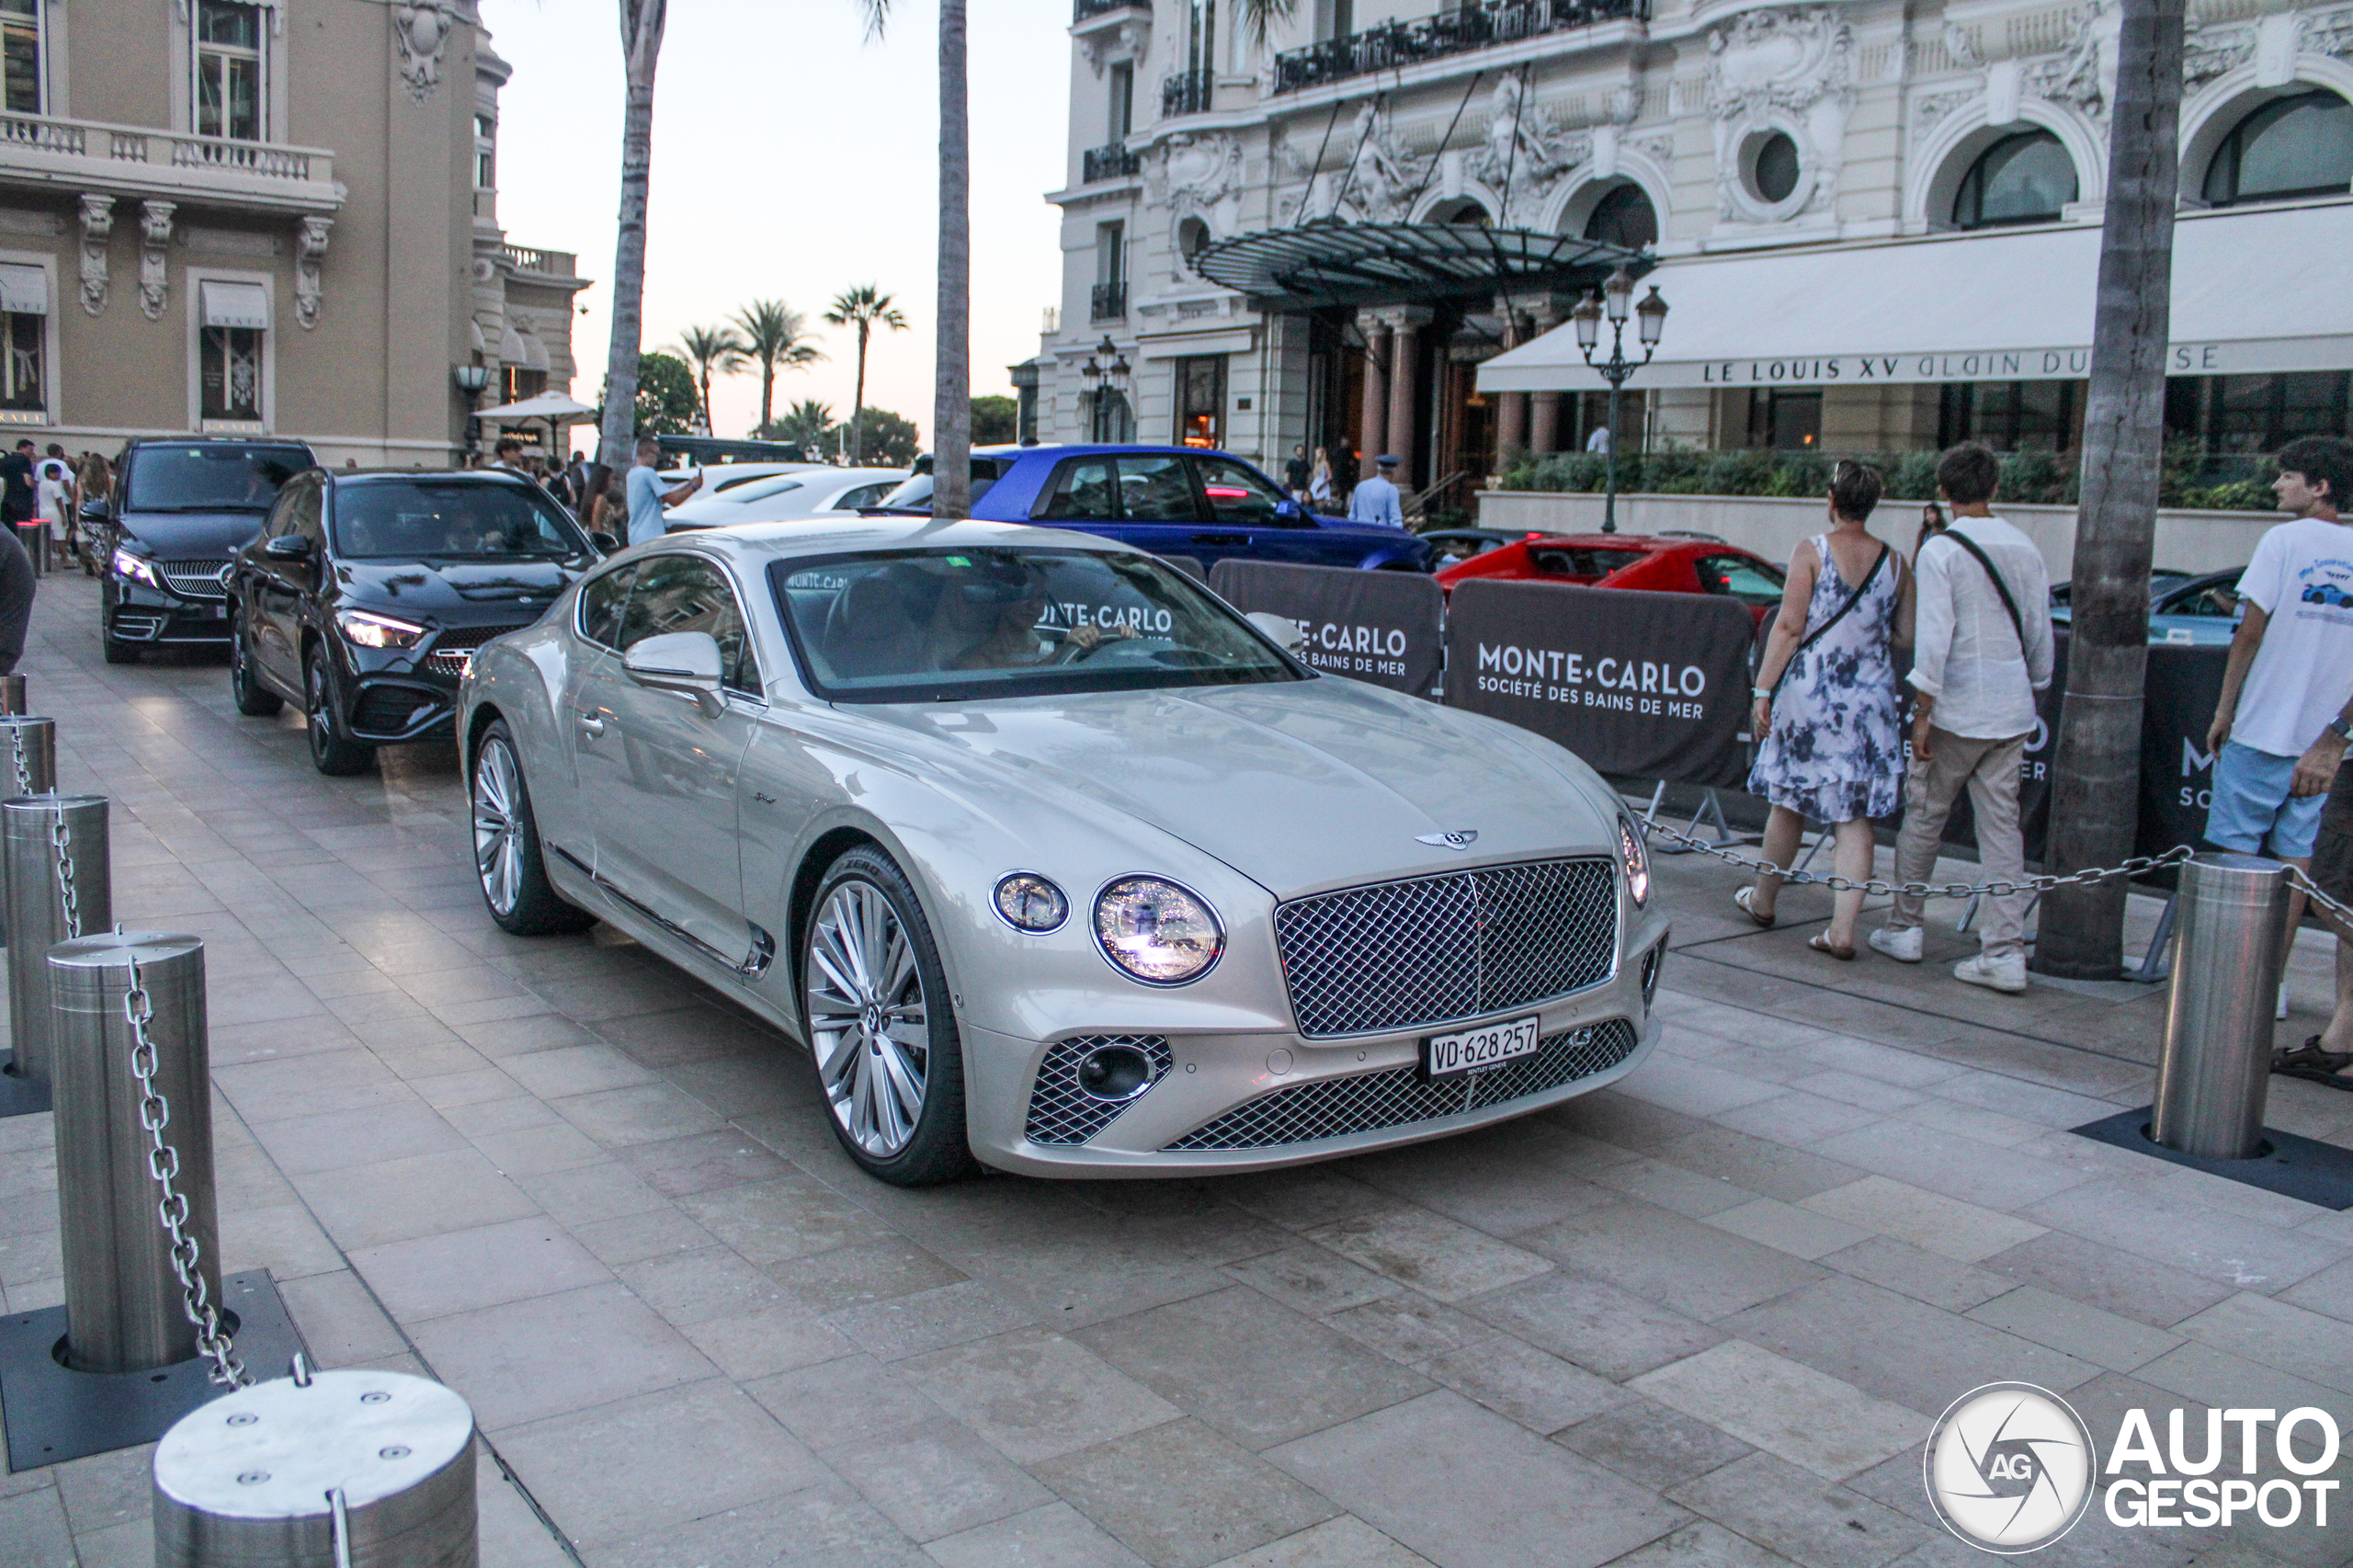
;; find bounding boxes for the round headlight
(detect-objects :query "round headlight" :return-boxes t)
[994,872,1068,933]
[1094,876,1223,985]
[1620,815,1651,908]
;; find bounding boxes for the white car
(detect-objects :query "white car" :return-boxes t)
[655,460,825,498]
[663,467,907,532]
[458,519,1665,1185]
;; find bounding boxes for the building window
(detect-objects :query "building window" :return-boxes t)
[0,312,38,412]
[1938,381,2083,452]
[196,1,265,142]
[475,114,496,189]
[1188,0,1216,76]
[201,327,263,420]
[1747,388,1821,450]
[1092,222,1126,321]
[1952,131,2077,230]
[1747,132,1801,205]
[0,0,40,116]
[1176,356,1225,448]
[1583,183,1658,250]
[1108,62,1132,141]
[2202,90,2353,207]
[502,365,547,404]
[2165,371,2352,452]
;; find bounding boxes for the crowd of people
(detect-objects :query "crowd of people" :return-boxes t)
[0,439,113,578]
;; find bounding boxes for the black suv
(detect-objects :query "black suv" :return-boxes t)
[226,469,599,774]
[100,437,319,663]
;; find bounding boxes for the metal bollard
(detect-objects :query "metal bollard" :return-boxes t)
[3,793,107,1084]
[0,673,27,714]
[0,716,57,794]
[2153,853,2290,1159]
[48,930,212,1373]
[153,1367,478,1568]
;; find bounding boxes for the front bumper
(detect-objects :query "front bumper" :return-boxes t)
[105,580,231,644]
[965,922,1670,1176]
[330,643,464,744]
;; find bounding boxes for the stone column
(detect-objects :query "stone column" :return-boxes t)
[1493,301,1526,465]
[1531,392,1563,455]
[1385,307,1433,488]
[1357,312,1391,483]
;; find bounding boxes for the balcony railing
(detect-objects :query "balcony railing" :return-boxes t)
[1090,280,1128,321]
[498,244,579,277]
[1082,143,1142,182]
[1074,0,1145,18]
[1271,0,1645,94]
[0,108,337,202]
[1161,68,1216,118]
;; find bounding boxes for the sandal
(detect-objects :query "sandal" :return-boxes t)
[1733,887,1775,929]
[2271,1037,2353,1090]
[1809,932,1857,961]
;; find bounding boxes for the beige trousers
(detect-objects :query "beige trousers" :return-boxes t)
[1887,728,2031,956]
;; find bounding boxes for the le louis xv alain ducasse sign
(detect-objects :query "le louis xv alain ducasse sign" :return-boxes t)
[1673,343,2243,388]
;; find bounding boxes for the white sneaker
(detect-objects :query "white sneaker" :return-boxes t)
[1868,926,1922,963]
[1953,951,2029,994]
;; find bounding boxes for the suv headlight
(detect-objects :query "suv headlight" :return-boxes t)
[1619,814,1651,907]
[1094,876,1222,985]
[335,608,429,649]
[110,547,160,588]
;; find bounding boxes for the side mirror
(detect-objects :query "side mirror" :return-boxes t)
[78,498,110,523]
[622,631,725,713]
[1245,610,1308,657]
[590,530,620,554]
[1275,498,1302,518]
[262,534,312,560]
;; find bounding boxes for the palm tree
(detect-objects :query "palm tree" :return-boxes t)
[774,398,838,459]
[672,324,749,434]
[595,0,671,479]
[824,285,909,466]
[732,299,825,439]
[853,0,1289,513]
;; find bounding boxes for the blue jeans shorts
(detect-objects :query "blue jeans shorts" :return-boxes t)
[2204,740,2325,858]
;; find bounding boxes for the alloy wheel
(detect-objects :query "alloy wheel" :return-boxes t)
[472,737,523,916]
[306,657,331,759]
[806,880,930,1157]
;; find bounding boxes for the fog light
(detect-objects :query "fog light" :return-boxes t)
[1641,941,1666,1006]
[1075,1043,1154,1101]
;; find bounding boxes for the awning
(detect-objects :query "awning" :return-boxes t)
[475,391,596,421]
[199,279,270,331]
[1479,203,2353,392]
[1195,221,1648,312]
[517,332,550,372]
[0,265,47,316]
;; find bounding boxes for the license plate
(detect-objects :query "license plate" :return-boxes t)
[1422,1014,1541,1080]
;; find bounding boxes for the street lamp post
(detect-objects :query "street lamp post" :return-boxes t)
[1080,335,1130,443]
[1572,268,1668,534]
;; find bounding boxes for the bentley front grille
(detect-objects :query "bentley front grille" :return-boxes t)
[1164,1018,1638,1153]
[1024,1034,1175,1145]
[1274,858,1617,1038]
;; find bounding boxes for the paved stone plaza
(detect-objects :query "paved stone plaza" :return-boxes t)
[0,574,2347,1568]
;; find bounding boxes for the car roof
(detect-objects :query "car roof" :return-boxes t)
[1521,533,1728,552]
[642,517,1147,566]
[329,468,541,485]
[971,443,1252,462]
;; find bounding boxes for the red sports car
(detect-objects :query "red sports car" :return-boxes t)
[1433,531,1789,626]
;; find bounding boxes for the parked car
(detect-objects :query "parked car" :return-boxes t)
[869,445,1433,573]
[657,460,824,493]
[664,467,908,532]
[99,437,319,664]
[459,519,1664,1184]
[1421,528,1529,565]
[1434,532,1790,625]
[227,468,599,775]
[2050,568,2240,646]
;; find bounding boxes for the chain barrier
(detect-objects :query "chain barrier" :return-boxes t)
[123,952,246,1389]
[48,800,78,943]
[1638,817,2195,900]
[7,721,28,798]
[2284,864,2353,932]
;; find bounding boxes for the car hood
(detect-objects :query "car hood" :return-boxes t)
[859,676,1620,897]
[334,558,578,622]
[117,511,272,560]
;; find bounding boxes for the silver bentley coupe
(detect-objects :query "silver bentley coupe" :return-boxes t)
[459,520,1667,1186]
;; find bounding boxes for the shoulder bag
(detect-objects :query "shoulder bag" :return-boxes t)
[1769,541,1891,699]
[1941,527,2027,647]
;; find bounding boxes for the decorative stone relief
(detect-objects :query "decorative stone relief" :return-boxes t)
[294,216,331,330]
[77,196,112,317]
[1326,101,1433,222]
[1705,6,1859,222]
[1467,75,1588,223]
[1912,86,1980,140]
[2178,17,2258,87]
[2036,0,2119,121]
[394,2,453,102]
[1153,131,1246,238]
[1077,17,1148,76]
[138,201,175,321]
[2307,6,2353,60]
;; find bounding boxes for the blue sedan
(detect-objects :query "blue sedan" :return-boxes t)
[869,444,1433,573]
[2050,568,2242,647]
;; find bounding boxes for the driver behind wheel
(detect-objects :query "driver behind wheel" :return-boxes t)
[940,555,1136,670]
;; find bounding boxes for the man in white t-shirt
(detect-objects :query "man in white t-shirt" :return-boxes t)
[2203,437,2353,905]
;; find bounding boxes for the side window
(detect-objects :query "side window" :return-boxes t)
[1031,457,1117,521]
[1114,453,1201,523]
[1194,457,1290,526]
[1698,553,1786,607]
[619,554,761,695]
[577,563,636,650]
[837,483,891,511]
[285,477,323,546]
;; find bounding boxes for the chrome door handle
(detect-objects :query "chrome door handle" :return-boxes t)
[575,712,606,738]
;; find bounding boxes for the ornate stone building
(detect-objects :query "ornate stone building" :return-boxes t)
[1036,0,2353,498]
[0,0,585,465]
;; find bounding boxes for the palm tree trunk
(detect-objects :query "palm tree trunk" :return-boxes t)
[597,0,666,472]
[760,360,777,437]
[851,323,870,467]
[698,368,712,431]
[931,0,972,516]
[2034,0,2184,979]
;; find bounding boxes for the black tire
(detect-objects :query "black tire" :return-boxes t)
[801,845,977,1187]
[229,611,282,716]
[303,642,372,776]
[101,636,138,665]
[470,719,595,937]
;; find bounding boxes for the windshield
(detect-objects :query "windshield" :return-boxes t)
[772,547,1303,703]
[875,458,1008,514]
[124,444,313,513]
[332,481,588,561]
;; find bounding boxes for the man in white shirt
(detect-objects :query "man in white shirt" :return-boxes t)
[1586,425,1611,455]
[1349,454,1404,528]
[625,437,699,545]
[1870,443,2053,993]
